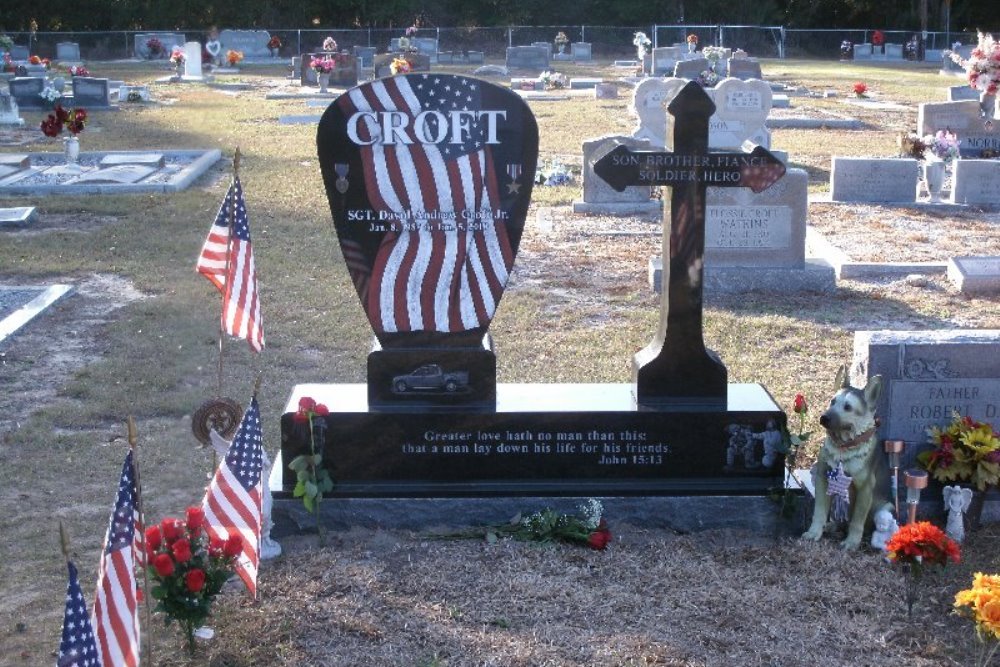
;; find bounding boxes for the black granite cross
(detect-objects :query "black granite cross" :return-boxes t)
[594,81,786,408]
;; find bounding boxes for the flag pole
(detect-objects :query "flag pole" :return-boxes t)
[59,520,71,563]
[128,416,155,667]
[215,147,241,473]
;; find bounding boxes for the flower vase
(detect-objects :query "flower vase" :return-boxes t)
[980,91,996,120]
[64,135,80,166]
[318,72,330,93]
[922,160,945,202]
[557,43,566,55]
[965,486,988,532]
[688,42,696,53]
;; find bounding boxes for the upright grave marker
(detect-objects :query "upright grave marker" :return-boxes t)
[594,82,785,406]
[280,76,788,498]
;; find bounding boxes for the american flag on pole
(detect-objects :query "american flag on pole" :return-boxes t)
[92,451,140,667]
[59,560,102,667]
[196,176,265,352]
[202,395,263,597]
[337,74,513,334]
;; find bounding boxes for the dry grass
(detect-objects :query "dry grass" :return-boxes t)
[0,58,999,667]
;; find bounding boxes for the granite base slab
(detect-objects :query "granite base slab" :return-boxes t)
[277,382,787,498]
[649,256,837,293]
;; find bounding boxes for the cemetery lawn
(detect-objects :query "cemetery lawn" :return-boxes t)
[1,59,998,665]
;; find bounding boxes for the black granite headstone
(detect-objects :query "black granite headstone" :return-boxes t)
[280,77,788,498]
[316,73,538,407]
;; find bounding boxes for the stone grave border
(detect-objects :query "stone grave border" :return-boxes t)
[0,284,74,345]
[0,149,222,196]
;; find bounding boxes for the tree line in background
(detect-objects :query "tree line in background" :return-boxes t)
[0,0,994,36]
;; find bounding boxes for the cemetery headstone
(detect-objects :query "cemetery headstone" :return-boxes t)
[942,46,972,73]
[0,207,38,228]
[949,86,981,101]
[71,77,111,108]
[412,38,439,64]
[706,77,772,149]
[281,76,788,499]
[9,77,46,109]
[884,43,903,59]
[853,43,873,60]
[595,83,618,100]
[219,30,272,59]
[134,33,185,59]
[830,158,917,203]
[9,45,30,61]
[652,47,683,75]
[373,53,427,79]
[726,59,762,80]
[852,329,1000,472]
[951,159,1000,204]
[573,135,657,215]
[56,42,81,63]
[631,78,686,148]
[674,57,710,80]
[947,257,1000,295]
[571,43,592,61]
[506,46,549,70]
[532,41,553,55]
[0,91,24,126]
[918,100,1000,157]
[183,42,204,79]
[352,46,376,67]
[467,51,485,64]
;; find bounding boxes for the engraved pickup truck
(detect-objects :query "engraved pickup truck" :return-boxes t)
[391,364,470,393]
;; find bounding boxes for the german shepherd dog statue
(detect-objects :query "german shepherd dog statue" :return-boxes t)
[802,366,888,550]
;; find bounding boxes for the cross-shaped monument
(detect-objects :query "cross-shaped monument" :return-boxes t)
[595,81,786,408]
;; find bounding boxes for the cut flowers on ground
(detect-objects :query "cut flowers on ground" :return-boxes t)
[435,499,613,550]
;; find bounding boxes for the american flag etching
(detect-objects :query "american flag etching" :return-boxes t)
[328,74,533,338]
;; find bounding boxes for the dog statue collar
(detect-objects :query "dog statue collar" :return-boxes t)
[832,417,881,451]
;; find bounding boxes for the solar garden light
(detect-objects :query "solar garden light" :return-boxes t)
[904,469,928,524]
[884,440,905,518]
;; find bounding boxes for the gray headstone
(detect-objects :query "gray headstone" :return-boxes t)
[467,51,485,64]
[948,257,1000,295]
[352,46,376,67]
[631,78,686,148]
[951,159,1000,205]
[0,91,23,125]
[726,59,762,80]
[884,43,903,59]
[56,42,81,62]
[437,51,454,64]
[948,85,981,101]
[9,45,29,61]
[580,135,654,204]
[652,47,682,75]
[853,43,873,60]
[412,38,439,63]
[99,153,165,168]
[569,77,601,90]
[918,101,1000,157]
[571,42,592,61]
[674,57,710,80]
[69,165,156,184]
[595,82,618,99]
[852,329,1000,469]
[71,77,111,108]
[219,30,272,58]
[0,207,38,228]
[134,33,185,59]
[830,158,917,203]
[505,46,549,71]
[943,46,972,72]
[531,41,553,55]
[8,77,46,109]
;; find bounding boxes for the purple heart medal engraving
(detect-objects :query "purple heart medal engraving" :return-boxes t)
[317,73,538,407]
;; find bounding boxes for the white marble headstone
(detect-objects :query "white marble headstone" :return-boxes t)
[184,42,203,78]
[705,78,772,150]
[631,78,686,148]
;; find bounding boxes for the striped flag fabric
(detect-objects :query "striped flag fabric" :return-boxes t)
[337,74,513,334]
[202,395,263,597]
[196,176,265,352]
[92,451,140,667]
[58,560,102,667]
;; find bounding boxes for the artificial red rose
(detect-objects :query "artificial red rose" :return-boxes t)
[54,104,69,123]
[161,518,184,542]
[313,403,329,416]
[136,586,144,603]
[208,536,225,558]
[152,553,175,577]
[587,529,612,550]
[40,115,62,137]
[145,525,163,551]
[186,506,205,531]
[223,534,243,558]
[185,568,206,593]
[298,396,317,412]
[793,394,807,415]
[171,538,192,563]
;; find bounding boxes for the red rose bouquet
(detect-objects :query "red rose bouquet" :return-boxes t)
[288,396,334,540]
[853,81,868,97]
[146,506,242,654]
[40,103,87,137]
